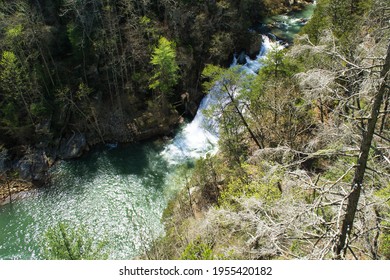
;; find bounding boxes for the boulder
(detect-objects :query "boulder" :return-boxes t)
[15,149,50,182]
[236,51,247,65]
[58,132,88,160]
[248,35,264,59]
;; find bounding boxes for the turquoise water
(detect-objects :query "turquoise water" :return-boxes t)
[0,142,181,259]
[261,3,317,42]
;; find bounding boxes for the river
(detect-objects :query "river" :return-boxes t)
[0,2,316,260]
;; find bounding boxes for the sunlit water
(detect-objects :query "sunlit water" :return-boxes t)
[0,143,181,259]
[0,2,316,260]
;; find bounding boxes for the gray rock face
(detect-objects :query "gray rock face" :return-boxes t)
[248,34,263,59]
[7,133,87,185]
[15,150,49,182]
[58,132,88,160]
[237,51,247,65]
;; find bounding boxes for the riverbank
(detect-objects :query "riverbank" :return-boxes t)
[0,179,35,206]
[0,105,182,206]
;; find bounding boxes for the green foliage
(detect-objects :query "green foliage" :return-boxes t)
[41,222,108,260]
[0,50,23,94]
[1,102,19,126]
[139,16,159,42]
[247,59,314,149]
[202,64,241,92]
[375,185,390,207]
[180,239,214,260]
[66,23,79,48]
[300,0,331,44]
[221,179,282,208]
[322,156,355,183]
[6,24,23,39]
[76,82,93,100]
[258,47,300,79]
[375,185,390,259]
[149,37,180,96]
[30,102,48,118]
[66,22,84,60]
[219,164,281,209]
[190,155,221,205]
[202,64,260,162]
[290,240,305,257]
[379,230,390,260]
[208,32,234,64]
[301,0,374,47]
[0,50,31,129]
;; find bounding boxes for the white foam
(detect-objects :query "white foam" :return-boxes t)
[161,35,280,165]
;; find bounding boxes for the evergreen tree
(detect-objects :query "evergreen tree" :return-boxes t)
[149,37,180,100]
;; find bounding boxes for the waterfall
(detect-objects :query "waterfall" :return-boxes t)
[161,35,280,165]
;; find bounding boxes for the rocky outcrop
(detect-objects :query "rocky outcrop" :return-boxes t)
[0,132,89,204]
[58,132,88,160]
[15,149,51,183]
[248,34,264,59]
[133,109,181,141]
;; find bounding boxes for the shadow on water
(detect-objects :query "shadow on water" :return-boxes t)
[52,150,101,180]
[50,141,164,181]
[105,143,155,176]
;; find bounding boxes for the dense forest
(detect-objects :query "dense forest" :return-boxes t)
[0,0,389,260]
[0,0,309,186]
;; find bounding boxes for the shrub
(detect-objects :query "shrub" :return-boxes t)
[41,222,108,260]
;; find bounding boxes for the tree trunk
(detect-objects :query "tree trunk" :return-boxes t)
[224,85,263,149]
[379,92,389,135]
[335,43,390,258]
[7,178,12,205]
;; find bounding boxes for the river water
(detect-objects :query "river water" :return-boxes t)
[0,3,316,260]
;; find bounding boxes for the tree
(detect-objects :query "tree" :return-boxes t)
[335,43,390,258]
[0,50,34,127]
[149,36,180,111]
[301,0,373,47]
[246,48,310,150]
[41,222,108,260]
[202,64,263,151]
[292,0,390,258]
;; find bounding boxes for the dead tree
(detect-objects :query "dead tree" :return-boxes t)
[335,43,390,258]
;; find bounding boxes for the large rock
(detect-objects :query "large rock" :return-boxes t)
[58,132,88,160]
[15,149,50,183]
[236,51,247,65]
[248,34,264,59]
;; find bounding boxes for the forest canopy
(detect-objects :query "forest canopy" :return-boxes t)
[0,0,295,149]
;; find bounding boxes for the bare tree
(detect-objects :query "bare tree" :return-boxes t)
[335,43,390,258]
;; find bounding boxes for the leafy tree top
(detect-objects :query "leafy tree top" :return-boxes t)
[149,36,179,96]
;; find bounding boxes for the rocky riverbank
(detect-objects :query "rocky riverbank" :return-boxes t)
[0,105,181,205]
[0,179,36,206]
